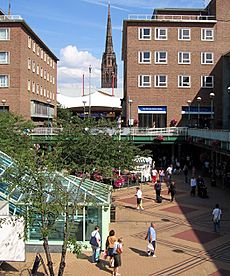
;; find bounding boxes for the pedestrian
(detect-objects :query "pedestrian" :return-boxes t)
[151,168,158,184]
[105,230,117,268]
[190,176,197,196]
[90,226,101,263]
[166,164,173,183]
[112,237,123,276]
[168,181,176,202]
[145,222,157,257]
[159,168,165,183]
[135,187,144,210]
[154,180,162,203]
[212,204,222,233]
[183,164,189,183]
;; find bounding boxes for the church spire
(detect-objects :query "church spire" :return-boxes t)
[101,4,117,89]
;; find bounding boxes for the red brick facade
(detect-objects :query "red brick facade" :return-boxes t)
[0,15,58,122]
[122,0,230,128]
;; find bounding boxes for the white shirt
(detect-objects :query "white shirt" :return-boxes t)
[190,178,197,187]
[91,230,101,242]
[166,166,173,175]
[136,189,142,199]
[212,208,222,221]
[152,169,157,176]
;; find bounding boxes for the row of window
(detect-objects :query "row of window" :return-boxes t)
[27,80,55,100]
[138,51,214,64]
[28,58,55,84]
[28,36,55,69]
[138,75,214,88]
[139,27,214,41]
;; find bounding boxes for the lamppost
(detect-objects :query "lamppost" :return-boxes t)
[187,100,191,126]
[197,96,202,128]
[128,97,133,135]
[1,99,6,111]
[82,100,87,118]
[209,92,215,128]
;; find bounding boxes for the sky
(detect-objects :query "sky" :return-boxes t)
[0,0,210,97]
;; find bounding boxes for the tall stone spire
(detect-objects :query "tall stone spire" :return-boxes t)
[101,4,117,89]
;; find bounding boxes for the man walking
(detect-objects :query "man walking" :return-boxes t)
[212,204,222,233]
[90,226,101,263]
[135,187,144,210]
[145,222,157,257]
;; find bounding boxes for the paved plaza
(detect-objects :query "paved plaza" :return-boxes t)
[1,173,230,276]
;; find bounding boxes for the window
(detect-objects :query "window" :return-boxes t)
[155,28,167,40]
[0,28,10,40]
[47,72,49,81]
[53,77,55,85]
[41,49,43,59]
[37,65,39,75]
[0,75,9,87]
[50,59,53,67]
[47,56,50,65]
[138,27,151,40]
[37,46,40,56]
[40,67,43,78]
[28,36,31,48]
[138,51,151,64]
[47,90,49,98]
[178,28,191,40]
[36,84,39,94]
[44,70,47,80]
[44,53,47,62]
[50,75,52,83]
[53,62,55,69]
[40,86,43,95]
[178,75,191,88]
[178,52,191,64]
[155,51,167,64]
[28,58,31,70]
[32,61,36,72]
[32,82,35,93]
[0,52,9,64]
[201,76,214,88]
[138,75,151,87]
[201,28,214,41]
[33,42,36,53]
[154,75,167,87]
[27,80,31,91]
[201,52,214,64]
[44,88,46,97]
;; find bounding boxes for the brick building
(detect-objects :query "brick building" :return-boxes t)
[122,0,230,129]
[0,10,58,123]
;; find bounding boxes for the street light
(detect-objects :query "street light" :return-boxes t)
[128,97,133,134]
[210,92,215,128]
[197,96,202,128]
[187,100,191,126]
[82,100,87,118]
[1,99,7,111]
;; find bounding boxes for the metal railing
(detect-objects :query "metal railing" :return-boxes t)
[129,127,188,136]
[32,127,62,135]
[128,14,216,22]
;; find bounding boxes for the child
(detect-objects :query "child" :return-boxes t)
[113,237,123,276]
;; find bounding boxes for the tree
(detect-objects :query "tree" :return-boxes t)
[0,112,142,276]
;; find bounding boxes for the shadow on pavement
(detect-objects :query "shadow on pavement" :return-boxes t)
[129,247,147,257]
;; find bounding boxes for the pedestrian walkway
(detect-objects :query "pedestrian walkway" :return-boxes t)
[2,173,230,275]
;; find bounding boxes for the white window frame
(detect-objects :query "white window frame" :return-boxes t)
[33,42,36,53]
[44,53,47,62]
[0,52,10,64]
[37,46,40,56]
[36,65,39,75]
[28,36,31,48]
[40,67,43,78]
[138,51,151,64]
[53,77,55,85]
[138,75,151,87]
[178,75,191,88]
[154,75,167,87]
[27,80,31,91]
[0,75,9,87]
[53,62,55,69]
[36,83,39,94]
[155,28,168,40]
[32,60,36,72]
[201,52,214,64]
[28,58,31,70]
[201,28,214,41]
[47,72,49,82]
[41,49,43,59]
[44,88,46,97]
[40,85,43,95]
[178,52,191,64]
[32,82,35,93]
[44,70,47,80]
[0,28,10,40]
[138,27,151,40]
[155,51,167,64]
[178,28,191,41]
[201,75,214,88]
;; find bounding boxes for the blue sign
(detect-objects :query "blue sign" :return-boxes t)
[138,106,167,113]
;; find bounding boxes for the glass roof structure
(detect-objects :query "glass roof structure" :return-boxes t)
[0,150,112,215]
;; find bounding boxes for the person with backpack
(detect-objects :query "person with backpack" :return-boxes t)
[154,180,162,203]
[90,226,101,263]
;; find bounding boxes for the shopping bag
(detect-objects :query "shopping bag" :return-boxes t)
[147,242,154,252]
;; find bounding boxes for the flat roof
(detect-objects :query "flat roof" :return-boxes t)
[154,8,206,12]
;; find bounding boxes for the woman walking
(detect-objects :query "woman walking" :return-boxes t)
[112,237,123,276]
[105,230,117,267]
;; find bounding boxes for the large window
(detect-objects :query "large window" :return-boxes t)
[201,52,214,64]
[0,75,9,87]
[155,28,167,40]
[138,27,151,40]
[0,28,10,40]
[178,52,191,64]
[201,28,214,41]
[0,52,9,64]
[138,75,151,87]
[154,75,167,87]
[201,76,214,88]
[155,51,167,64]
[178,28,191,40]
[178,75,191,88]
[138,51,151,64]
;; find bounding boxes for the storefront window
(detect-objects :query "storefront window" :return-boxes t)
[85,206,102,241]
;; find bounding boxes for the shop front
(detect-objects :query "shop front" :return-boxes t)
[138,106,167,128]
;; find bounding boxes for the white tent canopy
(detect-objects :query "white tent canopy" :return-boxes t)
[57,90,121,109]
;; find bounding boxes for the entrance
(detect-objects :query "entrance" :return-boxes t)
[138,106,167,128]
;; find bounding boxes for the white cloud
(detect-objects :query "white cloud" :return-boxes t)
[58,45,101,96]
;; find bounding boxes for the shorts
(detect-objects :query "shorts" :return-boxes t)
[114,254,121,267]
[107,248,114,257]
[137,198,142,205]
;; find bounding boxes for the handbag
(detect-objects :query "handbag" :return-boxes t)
[103,250,108,259]
[116,245,123,254]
